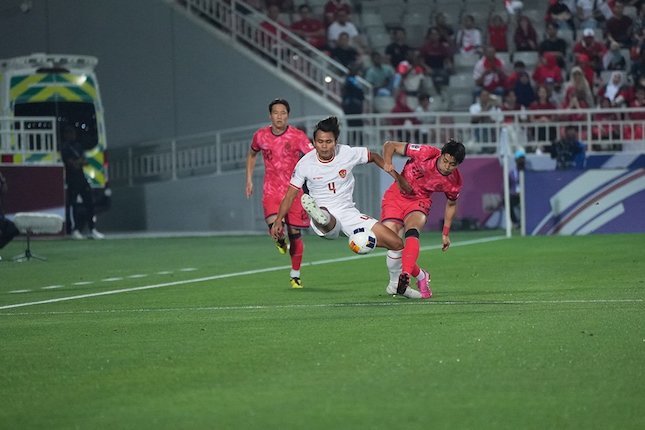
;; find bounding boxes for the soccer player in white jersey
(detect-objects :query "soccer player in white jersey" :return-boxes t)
[271,116,422,298]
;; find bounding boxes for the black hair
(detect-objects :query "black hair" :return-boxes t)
[312,116,340,141]
[441,139,466,164]
[269,98,290,114]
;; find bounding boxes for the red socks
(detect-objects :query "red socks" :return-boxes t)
[402,236,420,277]
[289,234,304,270]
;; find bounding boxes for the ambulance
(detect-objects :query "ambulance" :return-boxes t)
[0,53,110,210]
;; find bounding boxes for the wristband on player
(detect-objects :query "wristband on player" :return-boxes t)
[442,225,450,236]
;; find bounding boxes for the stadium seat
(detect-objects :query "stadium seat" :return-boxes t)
[404,0,433,17]
[512,51,539,68]
[497,52,512,67]
[361,12,385,29]
[372,0,404,26]
[374,96,395,113]
[369,31,392,54]
[450,92,474,111]
[448,72,475,92]
[454,53,480,71]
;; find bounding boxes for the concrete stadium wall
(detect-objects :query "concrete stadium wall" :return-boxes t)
[99,165,382,233]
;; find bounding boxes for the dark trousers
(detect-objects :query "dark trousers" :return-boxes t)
[0,216,19,248]
[66,179,95,232]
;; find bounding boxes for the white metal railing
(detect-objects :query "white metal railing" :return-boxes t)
[0,116,58,162]
[109,108,645,186]
[174,0,373,111]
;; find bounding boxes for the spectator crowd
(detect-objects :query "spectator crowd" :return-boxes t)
[249,0,645,150]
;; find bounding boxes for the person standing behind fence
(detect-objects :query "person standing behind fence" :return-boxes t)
[245,99,314,289]
[61,125,104,240]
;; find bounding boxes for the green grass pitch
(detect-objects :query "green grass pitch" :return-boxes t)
[1,231,644,429]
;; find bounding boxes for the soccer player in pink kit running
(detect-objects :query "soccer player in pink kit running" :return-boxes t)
[381,139,465,299]
[245,99,314,289]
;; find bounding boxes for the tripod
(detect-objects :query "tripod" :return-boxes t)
[13,229,47,262]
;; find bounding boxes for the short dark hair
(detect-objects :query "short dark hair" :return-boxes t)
[441,139,466,164]
[312,116,340,141]
[269,98,290,113]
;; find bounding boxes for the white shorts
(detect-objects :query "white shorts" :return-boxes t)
[310,206,378,239]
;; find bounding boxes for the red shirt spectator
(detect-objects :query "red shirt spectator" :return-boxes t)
[487,13,509,52]
[390,92,419,126]
[573,28,608,72]
[592,97,622,140]
[628,87,645,120]
[529,84,558,142]
[473,46,507,93]
[514,15,538,51]
[573,53,596,89]
[532,52,563,86]
[291,4,326,50]
[419,27,452,70]
[625,87,645,139]
[323,0,352,27]
[505,61,527,90]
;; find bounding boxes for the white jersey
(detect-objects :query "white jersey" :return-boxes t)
[290,144,369,214]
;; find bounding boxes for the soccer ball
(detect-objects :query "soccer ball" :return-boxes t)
[348,229,377,254]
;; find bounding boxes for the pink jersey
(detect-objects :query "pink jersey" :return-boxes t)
[251,125,313,197]
[398,143,462,201]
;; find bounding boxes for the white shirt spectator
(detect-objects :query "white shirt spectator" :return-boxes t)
[328,20,359,48]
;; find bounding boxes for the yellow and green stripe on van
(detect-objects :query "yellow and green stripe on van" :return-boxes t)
[10,73,98,103]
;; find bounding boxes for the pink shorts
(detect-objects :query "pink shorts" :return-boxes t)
[380,185,431,224]
[263,190,310,229]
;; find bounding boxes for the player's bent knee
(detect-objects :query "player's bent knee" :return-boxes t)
[404,228,420,238]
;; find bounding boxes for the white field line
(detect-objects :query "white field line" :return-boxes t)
[1,299,643,317]
[1,236,501,311]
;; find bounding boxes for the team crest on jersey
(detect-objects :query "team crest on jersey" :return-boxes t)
[338,169,347,178]
[409,144,421,151]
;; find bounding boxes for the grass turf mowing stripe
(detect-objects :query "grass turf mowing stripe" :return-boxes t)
[0,236,505,310]
[1,298,642,316]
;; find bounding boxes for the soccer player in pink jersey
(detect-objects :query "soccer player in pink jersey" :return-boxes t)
[245,99,314,289]
[381,139,466,299]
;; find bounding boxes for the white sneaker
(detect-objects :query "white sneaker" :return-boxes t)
[301,194,329,224]
[90,229,105,240]
[386,282,422,299]
[71,230,85,240]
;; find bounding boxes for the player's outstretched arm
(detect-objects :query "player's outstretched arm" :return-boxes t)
[382,140,407,172]
[245,149,259,198]
[442,199,458,252]
[369,151,412,194]
[271,186,299,239]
